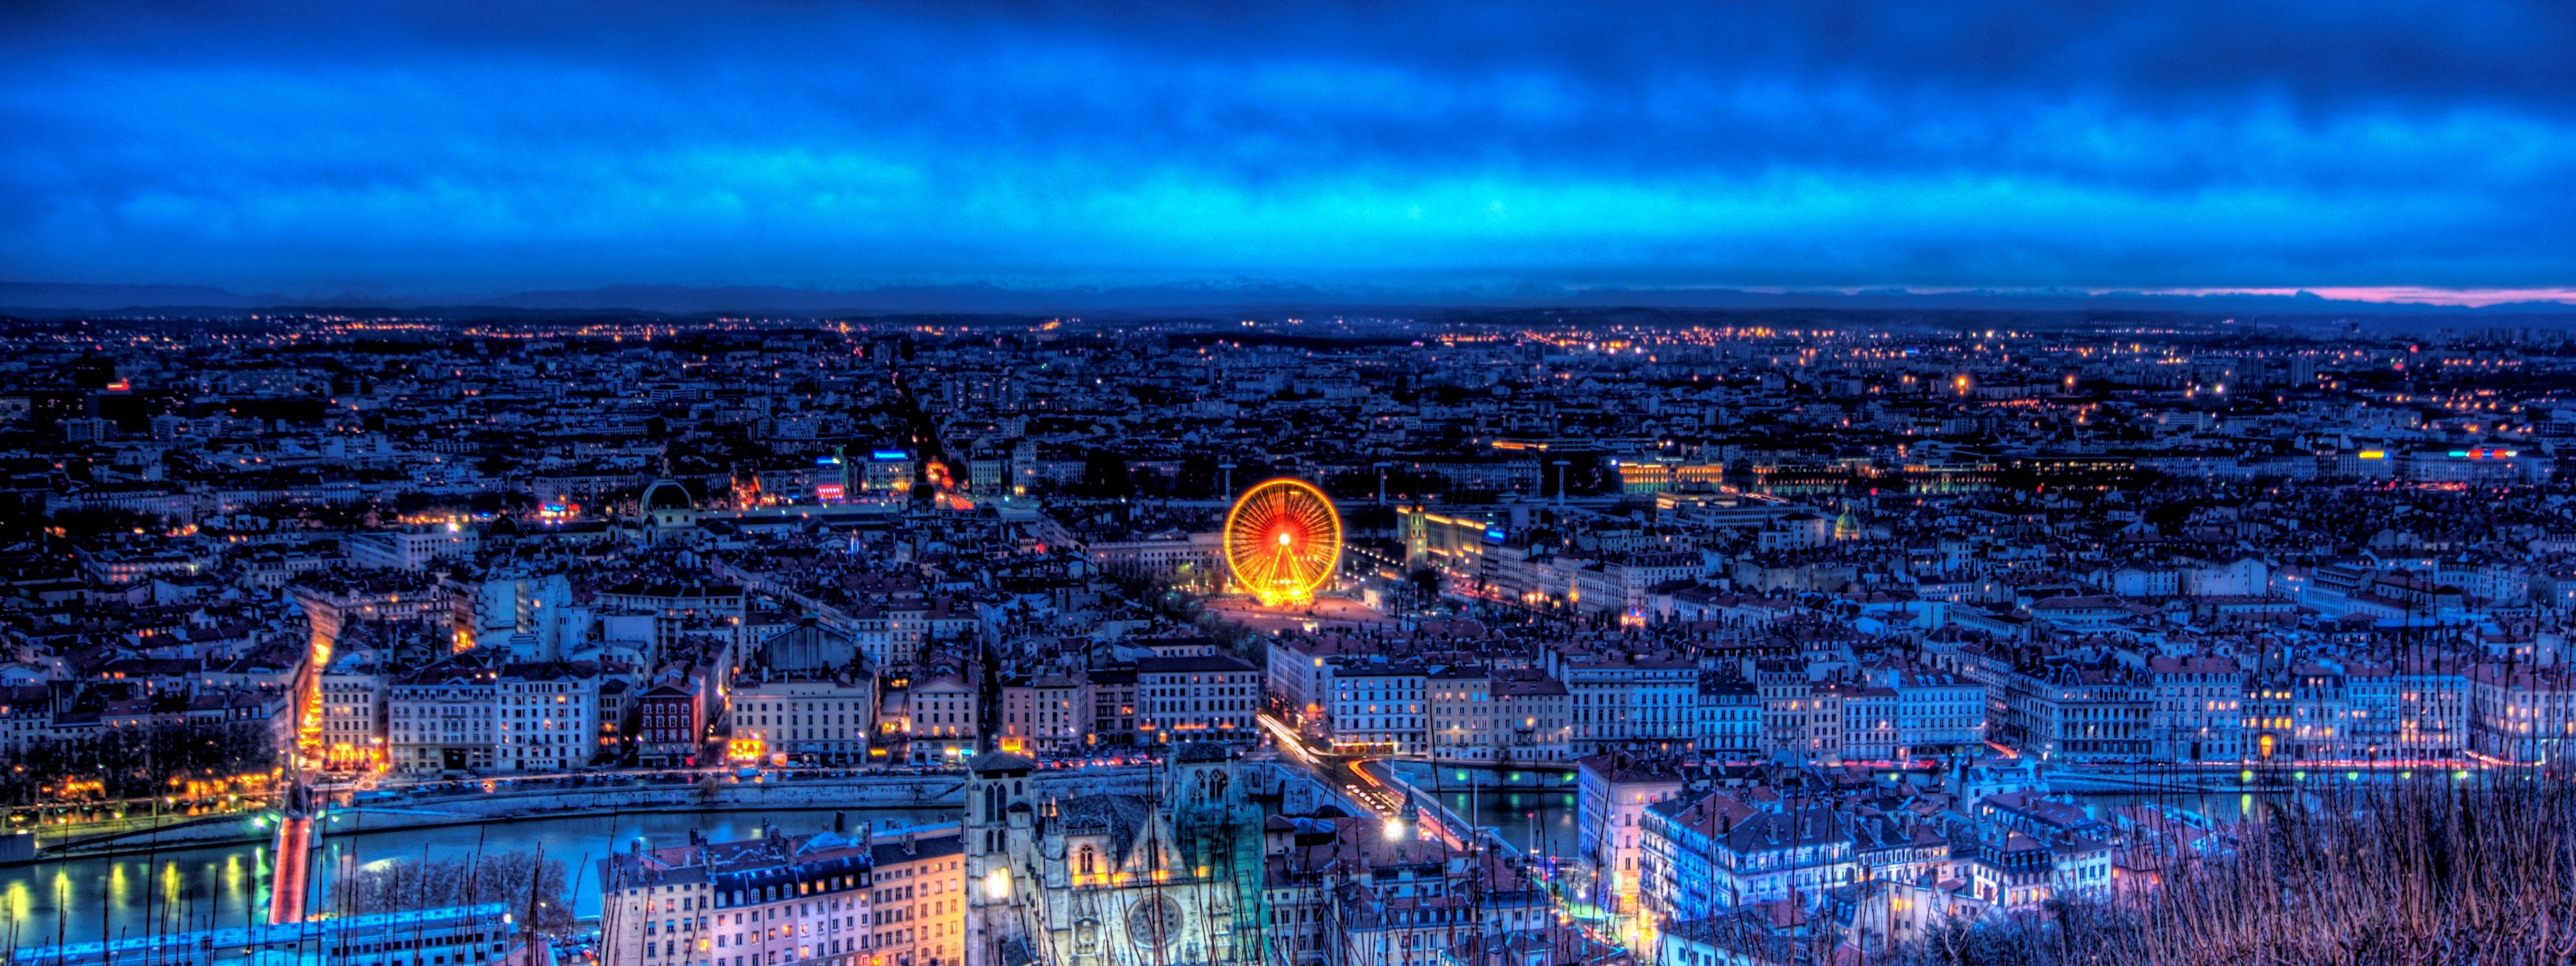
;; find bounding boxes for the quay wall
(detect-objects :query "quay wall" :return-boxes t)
[36,767,1162,861]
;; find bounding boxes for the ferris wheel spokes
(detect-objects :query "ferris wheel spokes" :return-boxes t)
[1222,478,1344,607]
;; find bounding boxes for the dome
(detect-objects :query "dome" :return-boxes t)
[642,478,694,513]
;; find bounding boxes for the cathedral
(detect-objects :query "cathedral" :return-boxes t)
[966,745,1269,966]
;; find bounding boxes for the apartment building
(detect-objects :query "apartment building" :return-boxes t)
[733,675,877,766]
[1135,654,1261,741]
[598,825,877,966]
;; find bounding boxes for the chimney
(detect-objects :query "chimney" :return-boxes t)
[834,811,848,835]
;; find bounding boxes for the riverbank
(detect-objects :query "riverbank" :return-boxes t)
[1381,759,1579,791]
[30,765,1166,863]
[0,804,974,950]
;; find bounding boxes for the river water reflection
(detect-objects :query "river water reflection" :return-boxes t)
[0,780,2285,952]
[0,806,956,952]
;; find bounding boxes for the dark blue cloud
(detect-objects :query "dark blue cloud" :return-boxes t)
[2,1,2572,298]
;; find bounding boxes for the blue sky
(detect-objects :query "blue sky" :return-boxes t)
[4,1,2574,303]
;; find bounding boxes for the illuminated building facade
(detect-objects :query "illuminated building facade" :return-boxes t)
[599,824,879,966]
[964,746,1268,966]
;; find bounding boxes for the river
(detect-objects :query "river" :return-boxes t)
[0,805,958,953]
[1405,774,2278,862]
[0,778,1574,951]
[0,772,2282,953]
[1426,786,1584,855]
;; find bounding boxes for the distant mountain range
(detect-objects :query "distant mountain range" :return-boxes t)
[6,279,2575,318]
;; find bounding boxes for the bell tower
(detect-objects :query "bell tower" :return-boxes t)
[964,750,1037,966]
[1166,741,1241,811]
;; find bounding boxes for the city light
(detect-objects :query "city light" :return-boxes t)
[983,869,1011,901]
[9,42,2574,959]
[1222,478,1343,608]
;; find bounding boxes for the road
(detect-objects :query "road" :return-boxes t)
[1258,713,1413,819]
[1252,715,1629,953]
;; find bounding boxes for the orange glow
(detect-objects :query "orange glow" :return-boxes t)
[1224,479,1343,607]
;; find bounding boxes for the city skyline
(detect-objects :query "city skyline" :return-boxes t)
[10,4,2576,964]
[7,303,2576,966]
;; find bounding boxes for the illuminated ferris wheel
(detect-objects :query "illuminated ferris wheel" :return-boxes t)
[1224,478,1344,607]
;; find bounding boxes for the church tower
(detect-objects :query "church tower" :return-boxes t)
[964,750,1037,966]
[1166,741,1241,811]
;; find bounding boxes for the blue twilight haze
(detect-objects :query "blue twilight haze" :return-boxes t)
[2,1,2574,303]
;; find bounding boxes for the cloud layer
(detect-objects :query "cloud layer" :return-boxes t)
[4,1,2573,298]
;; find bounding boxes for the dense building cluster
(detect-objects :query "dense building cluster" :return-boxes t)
[600,816,967,966]
[8,308,2576,964]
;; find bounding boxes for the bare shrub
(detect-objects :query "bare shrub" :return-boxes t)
[1901,779,2576,966]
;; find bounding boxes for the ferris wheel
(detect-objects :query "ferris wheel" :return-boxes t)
[1224,478,1344,607]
